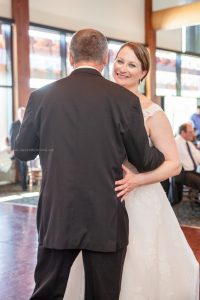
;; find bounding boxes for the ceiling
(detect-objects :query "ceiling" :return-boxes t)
[153,0,200,11]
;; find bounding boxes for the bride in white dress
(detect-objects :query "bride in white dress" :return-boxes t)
[64,43,199,300]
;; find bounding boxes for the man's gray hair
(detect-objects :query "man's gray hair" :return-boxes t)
[69,28,108,64]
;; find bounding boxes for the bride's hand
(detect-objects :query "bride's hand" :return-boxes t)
[115,164,140,200]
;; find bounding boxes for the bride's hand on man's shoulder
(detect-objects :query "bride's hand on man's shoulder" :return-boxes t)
[115,164,140,201]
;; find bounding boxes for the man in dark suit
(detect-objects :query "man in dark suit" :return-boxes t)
[10,106,28,191]
[15,29,164,300]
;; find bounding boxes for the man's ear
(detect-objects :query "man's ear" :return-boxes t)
[69,53,75,67]
[103,50,109,66]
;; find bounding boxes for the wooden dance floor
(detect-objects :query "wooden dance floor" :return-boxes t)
[0,202,199,300]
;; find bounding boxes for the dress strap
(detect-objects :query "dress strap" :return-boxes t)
[143,103,163,122]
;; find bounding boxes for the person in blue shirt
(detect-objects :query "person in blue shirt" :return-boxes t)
[190,106,200,140]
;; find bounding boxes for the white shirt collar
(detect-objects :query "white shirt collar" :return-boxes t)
[176,135,188,144]
[75,66,99,72]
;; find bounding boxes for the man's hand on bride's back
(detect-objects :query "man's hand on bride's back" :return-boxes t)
[115,164,141,200]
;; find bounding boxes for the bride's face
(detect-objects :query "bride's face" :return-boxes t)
[113,46,146,91]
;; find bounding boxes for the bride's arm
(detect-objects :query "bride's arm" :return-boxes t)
[115,111,182,198]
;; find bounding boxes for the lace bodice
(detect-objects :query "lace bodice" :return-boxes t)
[143,102,163,122]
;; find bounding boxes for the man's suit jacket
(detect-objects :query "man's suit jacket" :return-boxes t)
[15,68,164,252]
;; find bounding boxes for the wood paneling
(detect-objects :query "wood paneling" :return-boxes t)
[12,0,30,109]
[145,0,156,101]
[152,2,200,31]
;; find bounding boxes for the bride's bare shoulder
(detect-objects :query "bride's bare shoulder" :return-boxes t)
[139,94,153,110]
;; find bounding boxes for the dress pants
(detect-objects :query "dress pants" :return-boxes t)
[15,158,28,190]
[29,245,127,300]
[161,179,170,195]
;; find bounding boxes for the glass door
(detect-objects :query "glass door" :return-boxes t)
[164,96,197,135]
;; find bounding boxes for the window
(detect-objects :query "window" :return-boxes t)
[0,88,12,148]
[107,40,122,81]
[156,50,177,96]
[29,27,62,89]
[184,25,200,55]
[181,54,200,98]
[0,23,12,86]
[66,33,73,75]
[0,22,13,149]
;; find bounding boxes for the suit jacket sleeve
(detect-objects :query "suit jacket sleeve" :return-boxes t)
[122,98,165,172]
[14,94,39,161]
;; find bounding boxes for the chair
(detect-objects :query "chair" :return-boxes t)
[27,156,42,189]
[183,186,199,210]
[28,167,42,188]
[168,172,199,210]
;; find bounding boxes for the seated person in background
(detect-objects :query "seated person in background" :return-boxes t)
[191,106,200,140]
[10,107,28,191]
[175,122,200,203]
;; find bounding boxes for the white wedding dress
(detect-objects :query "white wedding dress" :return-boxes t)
[64,104,199,300]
